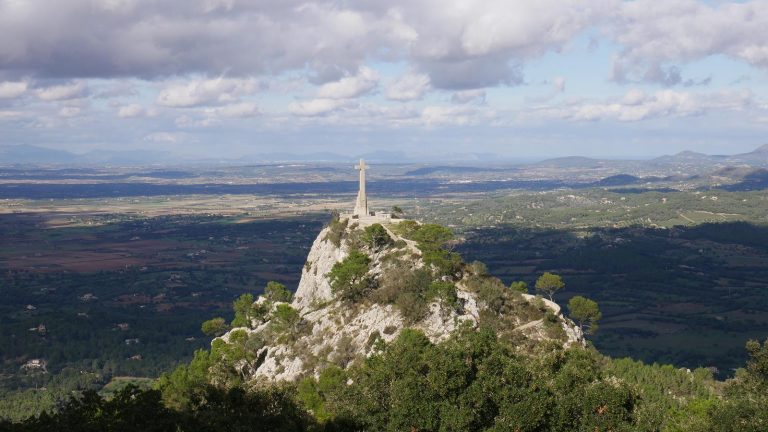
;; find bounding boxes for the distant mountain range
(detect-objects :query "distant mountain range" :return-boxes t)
[0,145,81,164]
[652,144,768,167]
[534,144,768,169]
[0,145,507,165]
[1,143,766,167]
[0,145,173,166]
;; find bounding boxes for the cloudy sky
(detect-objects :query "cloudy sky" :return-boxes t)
[1,0,767,160]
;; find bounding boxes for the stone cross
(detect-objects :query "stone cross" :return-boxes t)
[354,159,368,216]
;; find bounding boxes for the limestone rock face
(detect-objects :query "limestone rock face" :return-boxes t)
[292,226,348,311]
[216,217,584,384]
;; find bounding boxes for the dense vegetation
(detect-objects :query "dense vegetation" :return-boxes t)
[3,324,767,431]
[325,221,469,323]
[390,221,462,278]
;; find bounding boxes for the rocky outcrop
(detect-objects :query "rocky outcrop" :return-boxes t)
[292,225,349,311]
[216,216,584,383]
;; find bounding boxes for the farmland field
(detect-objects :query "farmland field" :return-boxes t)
[0,211,323,418]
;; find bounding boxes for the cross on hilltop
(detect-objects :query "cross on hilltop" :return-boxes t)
[354,159,369,216]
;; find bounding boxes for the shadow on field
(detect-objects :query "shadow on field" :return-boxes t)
[456,222,768,377]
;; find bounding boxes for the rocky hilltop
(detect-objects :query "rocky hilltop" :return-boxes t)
[217,215,583,383]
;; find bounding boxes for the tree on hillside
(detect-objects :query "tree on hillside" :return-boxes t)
[411,224,454,248]
[509,281,528,294]
[272,304,301,335]
[231,294,256,328]
[745,338,768,381]
[567,296,602,334]
[327,250,372,301]
[201,317,229,336]
[304,327,639,431]
[707,338,768,431]
[8,384,316,431]
[535,272,565,301]
[231,294,270,328]
[361,223,393,250]
[265,281,292,303]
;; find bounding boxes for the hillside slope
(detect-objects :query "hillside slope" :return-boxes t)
[216,216,582,383]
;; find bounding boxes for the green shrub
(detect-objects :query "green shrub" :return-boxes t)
[201,317,229,336]
[395,292,428,324]
[426,281,458,310]
[544,311,559,323]
[361,223,393,250]
[270,304,301,340]
[464,275,507,314]
[365,331,383,350]
[410,223,454,247]
[371,267,432,323]
[231,294,257,328]
[327,250,372,301]
[265,281,293,303]
[390,220,420,238]
[332,335,357,368]
[371,266,429,303]
[297,366,346,422]
[467,260,488,276]
[273,304,299,328]
[421,248,462,278]
[315,328,643,432]
[509,281,529,294]
[324,215,348,247]
[390,222,462,278]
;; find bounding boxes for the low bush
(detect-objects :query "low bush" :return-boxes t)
[324,216,348,247]
[361,223,393,250]
[327,250,372,302]
[265,281,293,303]
[426,281,458,310]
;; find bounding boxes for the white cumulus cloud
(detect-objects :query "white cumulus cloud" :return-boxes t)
[0,80,28,99]
[118,104,146,118]
[386,72,431,101]
[288,98,349,117]
[157,77,258,108]
[0,110,24,119]
[57,106,81,117]
[451,89,486,104]
[420,104,495,126]
[204,102,260,118]
[316,67,379,99]
[541,89,754,122]
[37,81,86,101]
[609,0,768,84]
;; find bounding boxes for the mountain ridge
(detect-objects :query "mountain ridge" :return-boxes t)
[3,143,766,166]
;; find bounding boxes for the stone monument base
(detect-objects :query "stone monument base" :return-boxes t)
[342,212,394,227]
